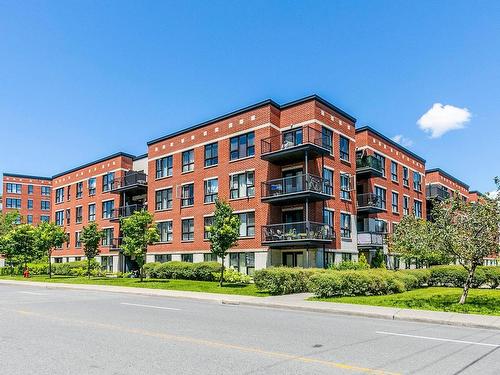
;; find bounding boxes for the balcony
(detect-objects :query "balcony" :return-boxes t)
[262,221,334,248]
[426,184,450,201]
[261,173,332,205]
[356,155,383,178]
[110,204,145,221]
[110,171,147,193]
[357,232,385,248]
[357,193,385,213]
[261,126,331,164]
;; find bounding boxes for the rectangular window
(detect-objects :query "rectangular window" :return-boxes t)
[340,213,351,238]
[55,187,64,203]
[6,198,22,209]
[391,161,398,182]
[102,228,114,246]
[88,178,96,196]
[340,174,351,200]
[27,199,33,210]
[204,253,217,262]
[402,167,409,187]
[181,254,193,262]
[41,201,50,210]
[204,178,218,203]
[204,216,214,239]
[156,156,173,179]
[403,196,410,215]
[413,172,422,191]
[181,184,194,207]
[88,203,96,221]
[237,212,255,237]
[76,206,83,224]
[230,132,255,160]
[55,211,64,226]
[41,186,51,196]
[28,185,33,195]
[392,192,399,213]
[40,215,50,223]
[342,253,352,262]
[229,252,255,275]
[67,185,71,201]
[6,183,22,194]
[375,219,387,233]
[414,200,423,218]
[102,200,114,219]
[66,209,71,225]
[322,127,333,153]
[102,172,114,192]
[75,232,81,248]
[374,153,386,177]
[157,221,173,242]
[181,218,194,241]
[204,143,218,167]
[155,254,172,263]
[230,171,255,199]
[101,256,113,272]
[322,168,334,195]
[27,215,33,224]
[323,209,334,228]
[182,149,195,173]
[155,188,173,210]
[339,136,350,161]
[76,182,83,198]
[375,186,387,210]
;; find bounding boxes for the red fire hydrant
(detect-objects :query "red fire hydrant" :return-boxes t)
[23,267,30,278]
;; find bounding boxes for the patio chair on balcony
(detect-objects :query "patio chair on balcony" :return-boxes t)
[270,183,283,196]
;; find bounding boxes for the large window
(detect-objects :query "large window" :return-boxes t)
[182,218,194,241]
[230,171,255,199]
[391,161,398,182]
[204,178,218,203]
[182,149,195,172]
[204,143,218,167]
[75,232,81,248]
[76,182,83,198]
[6,198,21,209]
[101,256,113,272]
[229,252,255,275]
[76,206,83,224]
[156,156,173,179]
[41,186,51,196]
[102,228,114,246]
[28,185,33,195]
[230,132,254,160]
[155,188,173,210]
[373,153,386,177]
[40,215,50,223]
[375,219,387,233]
[55,211,64,226]
[181,254,193,262]
[158,221,173,242]
[6,183,21,194]
[204,253,217,262]
[340,174,351,200]
[155,254,172,263]
[88,203,96,221]
[237,212,255,237]
[55,187,64,203]
[340,213,351,238]
[392,192,399,213]
[403,196,410,215]
[88,178,96,196]
[181,184,194,207]
[323,168,333,195]
[414,200,423,218]
[27,199,33,210]
[322,127,333,153]
[41,201,50,211]
[402,167,409,187]
[339,136,350,161]
[413,172,422,191]
[102,172,114,192]
[375,186,386,210]
[323,209,334,228]
[204,216,214,239]
[102,200,114,219]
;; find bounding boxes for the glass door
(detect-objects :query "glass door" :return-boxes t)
[283,169,303,194]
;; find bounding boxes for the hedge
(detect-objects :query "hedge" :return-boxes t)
[143,261,221,281]
[0,260,101,276]
[253,267,323,295]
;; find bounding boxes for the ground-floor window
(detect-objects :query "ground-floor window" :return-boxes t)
[54,258,62,263]
[155,254,171,263]
[101,256,113,272]
[324,252,335,267]
[181,254,193,263]
[75,257,81,262]
[203,253,217,262]
[393,256,400,270]
[229,252,255,275]
[341,253,352,262]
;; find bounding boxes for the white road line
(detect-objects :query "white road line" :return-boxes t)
[18,291,46,296]
[120,302,181,311]
[376,331,500,348]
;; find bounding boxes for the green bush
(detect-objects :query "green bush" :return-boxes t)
[329,260,370,271]
[482,266,500,289]
[218,268,251,284]
[143,261,221,281]
[253,267,322,295]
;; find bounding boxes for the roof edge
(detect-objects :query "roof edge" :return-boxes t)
[52,152,136,179]
[425,168,470,190]
[3,173,52,181]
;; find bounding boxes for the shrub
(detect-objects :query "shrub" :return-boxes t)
[330,260,370,271]
[215,268,252,284]
[143,261,221,281]
[253,267,321,295]
[482,266,500,289]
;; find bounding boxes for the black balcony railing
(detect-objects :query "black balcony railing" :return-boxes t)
[110,171,147,192]
[103,237,122,250]
[262,221,334,243]
[261,173,333,199]
[261,126,331,155]
[357,232,385,247]
[111,204,145,220]
[356,155,383,174]
[357,193,384,210]
[426,184,450,200]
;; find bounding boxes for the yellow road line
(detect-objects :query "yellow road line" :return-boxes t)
[15,309,400,375]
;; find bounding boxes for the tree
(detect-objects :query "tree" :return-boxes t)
[0,211,21,269]
[80,222,105,279]
[121,210,159,282]
[34,222,68,278]
[3,224,42,269]
[371,249,385,268]
[207,200,240,287]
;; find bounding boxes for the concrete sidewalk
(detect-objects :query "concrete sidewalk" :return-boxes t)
[1,278,499,331]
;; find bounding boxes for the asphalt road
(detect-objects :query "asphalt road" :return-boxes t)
[0,283,499,375]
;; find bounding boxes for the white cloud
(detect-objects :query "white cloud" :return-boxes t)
[391,134,413,147]
[417,103,471,138]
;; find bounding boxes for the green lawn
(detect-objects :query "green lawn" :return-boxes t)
[0,275,267,297]
[311,287,500,315]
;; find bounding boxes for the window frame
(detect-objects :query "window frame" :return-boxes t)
[181,218,195,241]
[230,132,255,160]
[204,142,218,167]
[230,171,255,199]
[339,135,350,161]
[204,178,218,203]
[182,149,195,173]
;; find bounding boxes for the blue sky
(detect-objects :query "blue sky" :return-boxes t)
[1,1,499,192]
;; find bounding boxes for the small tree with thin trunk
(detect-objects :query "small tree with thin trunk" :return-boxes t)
[0,211,21,272]
[4,224,42,271]
[80,222,104,279]
[34,222,68,278]
[120,210,159,282]
[207,200,240,287]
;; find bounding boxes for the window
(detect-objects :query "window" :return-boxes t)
[373,153,385,177]
[76,206,83,224]
[403,196,410,215]
[66,209,71,225]
[41,201,50,211]
[204,178,218,203]
[392,192,399,213]
[28,185,33,195]
[40,215,50,223]
[402,167,409,186]
[414,200,422,218]
[155,188,173,210]
[156,156,173,178]
[340,213,351,238]
[27,215,33,224]
[339,136,350,161]
[323,209,334,228]
[375,186,386,210]
[322,168,333,195]
[101,256,113,272]
[27,199,33,210]
[75,232,81,248]
[6,183,21,194]
[55,187,64,203]
[102,172,114,192]
[158,221,173,242]
[391,161,398,182]
[204,143,218,167]
[182,218,194,241]
[375,219,387,233]
[88,203,96,221]
[67,185,71,200]
[182,149,195,172]
[155,254,172,263]
[342,253,352,262]
[204,253,217,262]
[230,132,255,160]
[76,182,83,198]
[6,198,21,209]
[237,212,255,237]
[340,174,351,200]
[88,178,96,196]
[75,257,81,262]
[102,228,114,246]
[55,211,64,226]
[181,184,194,207]
[413,172,422,191]
[41,186,51,196]
[204,216,214,239]
[181,254,193,262]
[230,171,255,199]
[54,258,62,264]
[322,127,333,153]
[14,215,21,225]
[230,252,256,274]
[102,200,114,219]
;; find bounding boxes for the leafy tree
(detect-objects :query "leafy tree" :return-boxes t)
[121,210,159,282]
[207,200,240,287]
[371,249,385,268]
[0,211,21,269]
[80,222,105,279]
[34,222,68,278]
[3,224,42,269]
